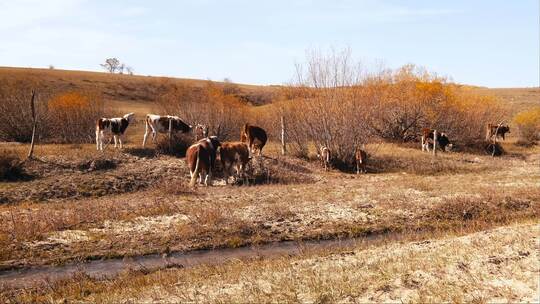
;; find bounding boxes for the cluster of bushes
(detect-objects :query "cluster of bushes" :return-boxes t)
[513,107,540,145]
[157,81,249,141]
[0,79,104,144]
[252,51,505,168]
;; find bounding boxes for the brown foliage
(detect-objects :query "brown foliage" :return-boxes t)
[0,78,104,143]
[157,81,249,141]
[47,91,104,143]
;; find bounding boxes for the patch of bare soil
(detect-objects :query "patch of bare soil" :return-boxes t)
[0,154,186,203]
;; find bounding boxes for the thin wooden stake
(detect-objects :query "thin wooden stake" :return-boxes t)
[27,90,37,160]
[432,129,437,157]
[280,115,286,155]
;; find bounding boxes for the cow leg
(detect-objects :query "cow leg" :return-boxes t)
[421,136,425,152]
[223,163,230,185]
[96,130,100,151]
[118,136,123,149]
[113,135,118,148]
[356,161,360,175]
[143,129,149,147]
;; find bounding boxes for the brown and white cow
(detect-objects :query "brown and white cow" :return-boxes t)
[219,142,251,184]
[317,146,331,171]
[96,113,135,151]
[486,123,510,141]
[143,114,200,147]
[421,128,452,152]
[355,148,368,174]
[186,136,221,187]
[240,123,267,156]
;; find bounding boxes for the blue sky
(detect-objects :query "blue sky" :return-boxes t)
[0,0,538,87]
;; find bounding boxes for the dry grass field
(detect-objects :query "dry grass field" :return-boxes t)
[1,68,539,303]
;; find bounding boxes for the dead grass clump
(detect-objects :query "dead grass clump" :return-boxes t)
[0,151,29,181]
[247,156,314,185]
[424,195,539,229]
[124,147,158,158]
[77,158,117,171]
[155,179,194,196]
[484,142,504,156]
[155,133,193,157]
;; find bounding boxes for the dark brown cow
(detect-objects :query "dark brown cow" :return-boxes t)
[186,136,221,187]
[219,142,251,184]
[96,113,135,151]
[421,128,452,152]
[240,123,267,156]
[355,148,368,174]
[486,123,510,141]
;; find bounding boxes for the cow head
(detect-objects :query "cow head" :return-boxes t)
[438,133,453,151]
[123,113,135,123]
[208,136,221,150]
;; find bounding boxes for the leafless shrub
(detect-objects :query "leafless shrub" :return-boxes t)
[155,133,194,157]
[157,81,249,141]
[0,150,28,181]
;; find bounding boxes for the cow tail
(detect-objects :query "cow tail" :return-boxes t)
[190,148,201,187]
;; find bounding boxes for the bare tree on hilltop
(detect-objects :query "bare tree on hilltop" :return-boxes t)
[100,58,133,75]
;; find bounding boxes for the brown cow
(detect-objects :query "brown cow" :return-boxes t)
[240,123,267,156]
[220,142,251,184]
[355,148,368,174]
[421,128,452,152]
[186,136,221,187]
[317,146,331,171]
[486,123,510,141]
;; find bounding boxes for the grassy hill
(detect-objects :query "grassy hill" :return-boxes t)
[0,67,282,115]
[1,67,538,117]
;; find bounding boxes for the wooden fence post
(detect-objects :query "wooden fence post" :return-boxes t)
[432,129,437,157]
[280,115,286,155]
[27,90,37,160]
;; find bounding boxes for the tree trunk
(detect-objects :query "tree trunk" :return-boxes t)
[281,115,286,155]
[27,90,37,160]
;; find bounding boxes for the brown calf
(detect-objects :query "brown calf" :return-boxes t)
[220,142,251,184]
[186,136,221,187]
[486,123,510,141]
[317,146,331,171]
[240,123,268,156]
[355,148,367,174]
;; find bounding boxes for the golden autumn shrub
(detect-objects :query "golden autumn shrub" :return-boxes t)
[47,91,104,143]
[513,107,540,144]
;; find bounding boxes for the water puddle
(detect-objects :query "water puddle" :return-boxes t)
[0,234,394,290]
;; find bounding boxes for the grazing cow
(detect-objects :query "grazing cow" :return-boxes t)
[186,136,221,187]
[220,142,251,184]
[96,113,135,151]
[240,123,267,156]
[143,114,194,147]
[486,123,510,141]
[317,146,331,171]
[355,148,368,174]
[421,128,452,152]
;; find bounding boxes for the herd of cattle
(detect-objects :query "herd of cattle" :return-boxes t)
[95,113,511,186]
[96,113,268,186]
